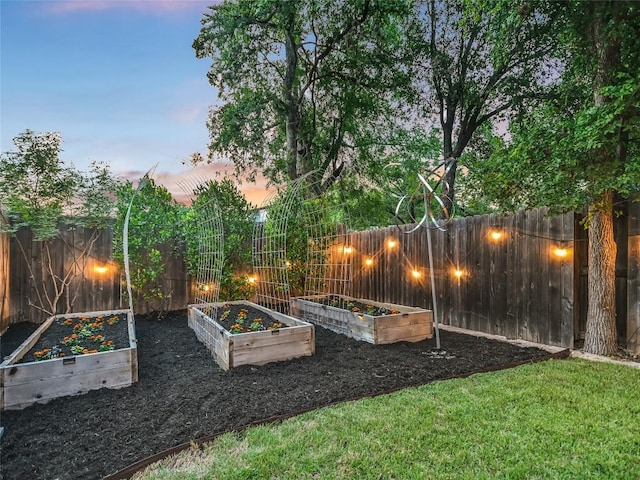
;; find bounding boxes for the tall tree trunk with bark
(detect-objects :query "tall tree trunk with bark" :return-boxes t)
[583,0,622,355]
[584,191,618,354]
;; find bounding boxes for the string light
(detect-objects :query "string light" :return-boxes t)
[411,269,421,279]
[552,246,570,259]
[489,229,503,241]
[386,239,398,249]
[343,246,353,254]
[453,268,464,279]
[93,265,109,275]
[247,276,257,284]
[364,258,374,267]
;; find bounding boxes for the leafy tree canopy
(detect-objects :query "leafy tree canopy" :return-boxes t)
[466,1,640,214]
[0,129,118,240]
[193,0,416,191]
[408,0,565,214]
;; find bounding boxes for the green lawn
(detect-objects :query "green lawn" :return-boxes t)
[133,359,640,480]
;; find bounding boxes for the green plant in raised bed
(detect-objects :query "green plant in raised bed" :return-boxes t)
[215,304,285,335]
[249,319,264,331]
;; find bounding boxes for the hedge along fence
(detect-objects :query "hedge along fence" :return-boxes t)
[3,224,189,325]
[1,204,639,354]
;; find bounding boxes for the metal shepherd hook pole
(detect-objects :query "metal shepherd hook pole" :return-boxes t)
[392,161,455,352]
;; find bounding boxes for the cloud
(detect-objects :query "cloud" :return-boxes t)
[118,162,274,207]
[45,0,214,15]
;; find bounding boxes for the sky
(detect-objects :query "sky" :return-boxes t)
[0,0,270,205]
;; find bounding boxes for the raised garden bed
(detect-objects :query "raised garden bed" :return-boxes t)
[188,301,315,370]
[0,309,137,411]
[290,294,433,344]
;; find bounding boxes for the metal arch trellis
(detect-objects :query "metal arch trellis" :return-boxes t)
[252,171,353,313]
[123,167,157,316]
[179,178,224,314]
[391,160,456,351]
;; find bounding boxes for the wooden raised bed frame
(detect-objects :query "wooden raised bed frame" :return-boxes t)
[0,309,138,411]
[188,301,315,371]
[290,295,433,345]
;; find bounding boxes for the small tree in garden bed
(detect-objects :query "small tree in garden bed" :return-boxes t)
[0,129,118,320]
[113,178,183,316]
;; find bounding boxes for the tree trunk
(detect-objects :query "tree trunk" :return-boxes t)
[440,156,457,219]
[584,191,618,355]
[582,0,622,355]
[284,26,299,180]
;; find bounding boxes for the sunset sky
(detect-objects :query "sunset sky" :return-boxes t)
[0,0,271,205]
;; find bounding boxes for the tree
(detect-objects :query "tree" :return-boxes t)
[185,178,256,301]
[113,178,183,316]
[193,0,414,190]
[0,129,118,318]
[411,0,562,215]
[467,1,640,355]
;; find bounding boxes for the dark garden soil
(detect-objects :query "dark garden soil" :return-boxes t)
[209,303,288,333]
[311,295,400,315]
[15,313,130,364]
[0,309,560,480]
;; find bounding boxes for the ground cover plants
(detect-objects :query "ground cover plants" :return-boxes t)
[0,309,556,480]
[15,312,129,364]
[206,303,285,334]
[314,295,400,316]
[133,358,640,480]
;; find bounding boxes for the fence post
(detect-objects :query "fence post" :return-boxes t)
[627,199,640,355]
[0,229,8,334]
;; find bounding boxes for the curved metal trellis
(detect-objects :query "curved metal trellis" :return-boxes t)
[123,167,156,316]
[252,171,352,313]
[179,178,224,311]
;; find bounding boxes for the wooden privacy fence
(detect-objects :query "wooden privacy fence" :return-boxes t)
[1,204,639,354]
[348,209,576,348]
[347,203,639,353]
[2,224,189,325]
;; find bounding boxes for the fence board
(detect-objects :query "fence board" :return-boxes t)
[504,213,518,339]
[0,230,8,334]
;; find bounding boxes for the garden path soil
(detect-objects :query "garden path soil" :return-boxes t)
[1,309,557,480]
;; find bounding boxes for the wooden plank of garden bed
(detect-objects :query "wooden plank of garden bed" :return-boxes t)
[2,348,136,410]
[0,315,56,366]
[232,326,315,367]
[188,307,231,371]
[375,311,434,344]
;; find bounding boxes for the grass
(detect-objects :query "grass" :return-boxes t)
[132,358,640,480]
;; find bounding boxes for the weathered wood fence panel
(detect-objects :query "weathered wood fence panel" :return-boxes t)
[0,230,9,334]
[348,208,577,348]
[7,225,121,324]
[4,225,189,325]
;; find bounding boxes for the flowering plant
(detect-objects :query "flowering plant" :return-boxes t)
[216,304,285,335]
[28,314,125,362]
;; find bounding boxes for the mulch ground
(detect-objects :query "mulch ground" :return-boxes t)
[0,309,559,480]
